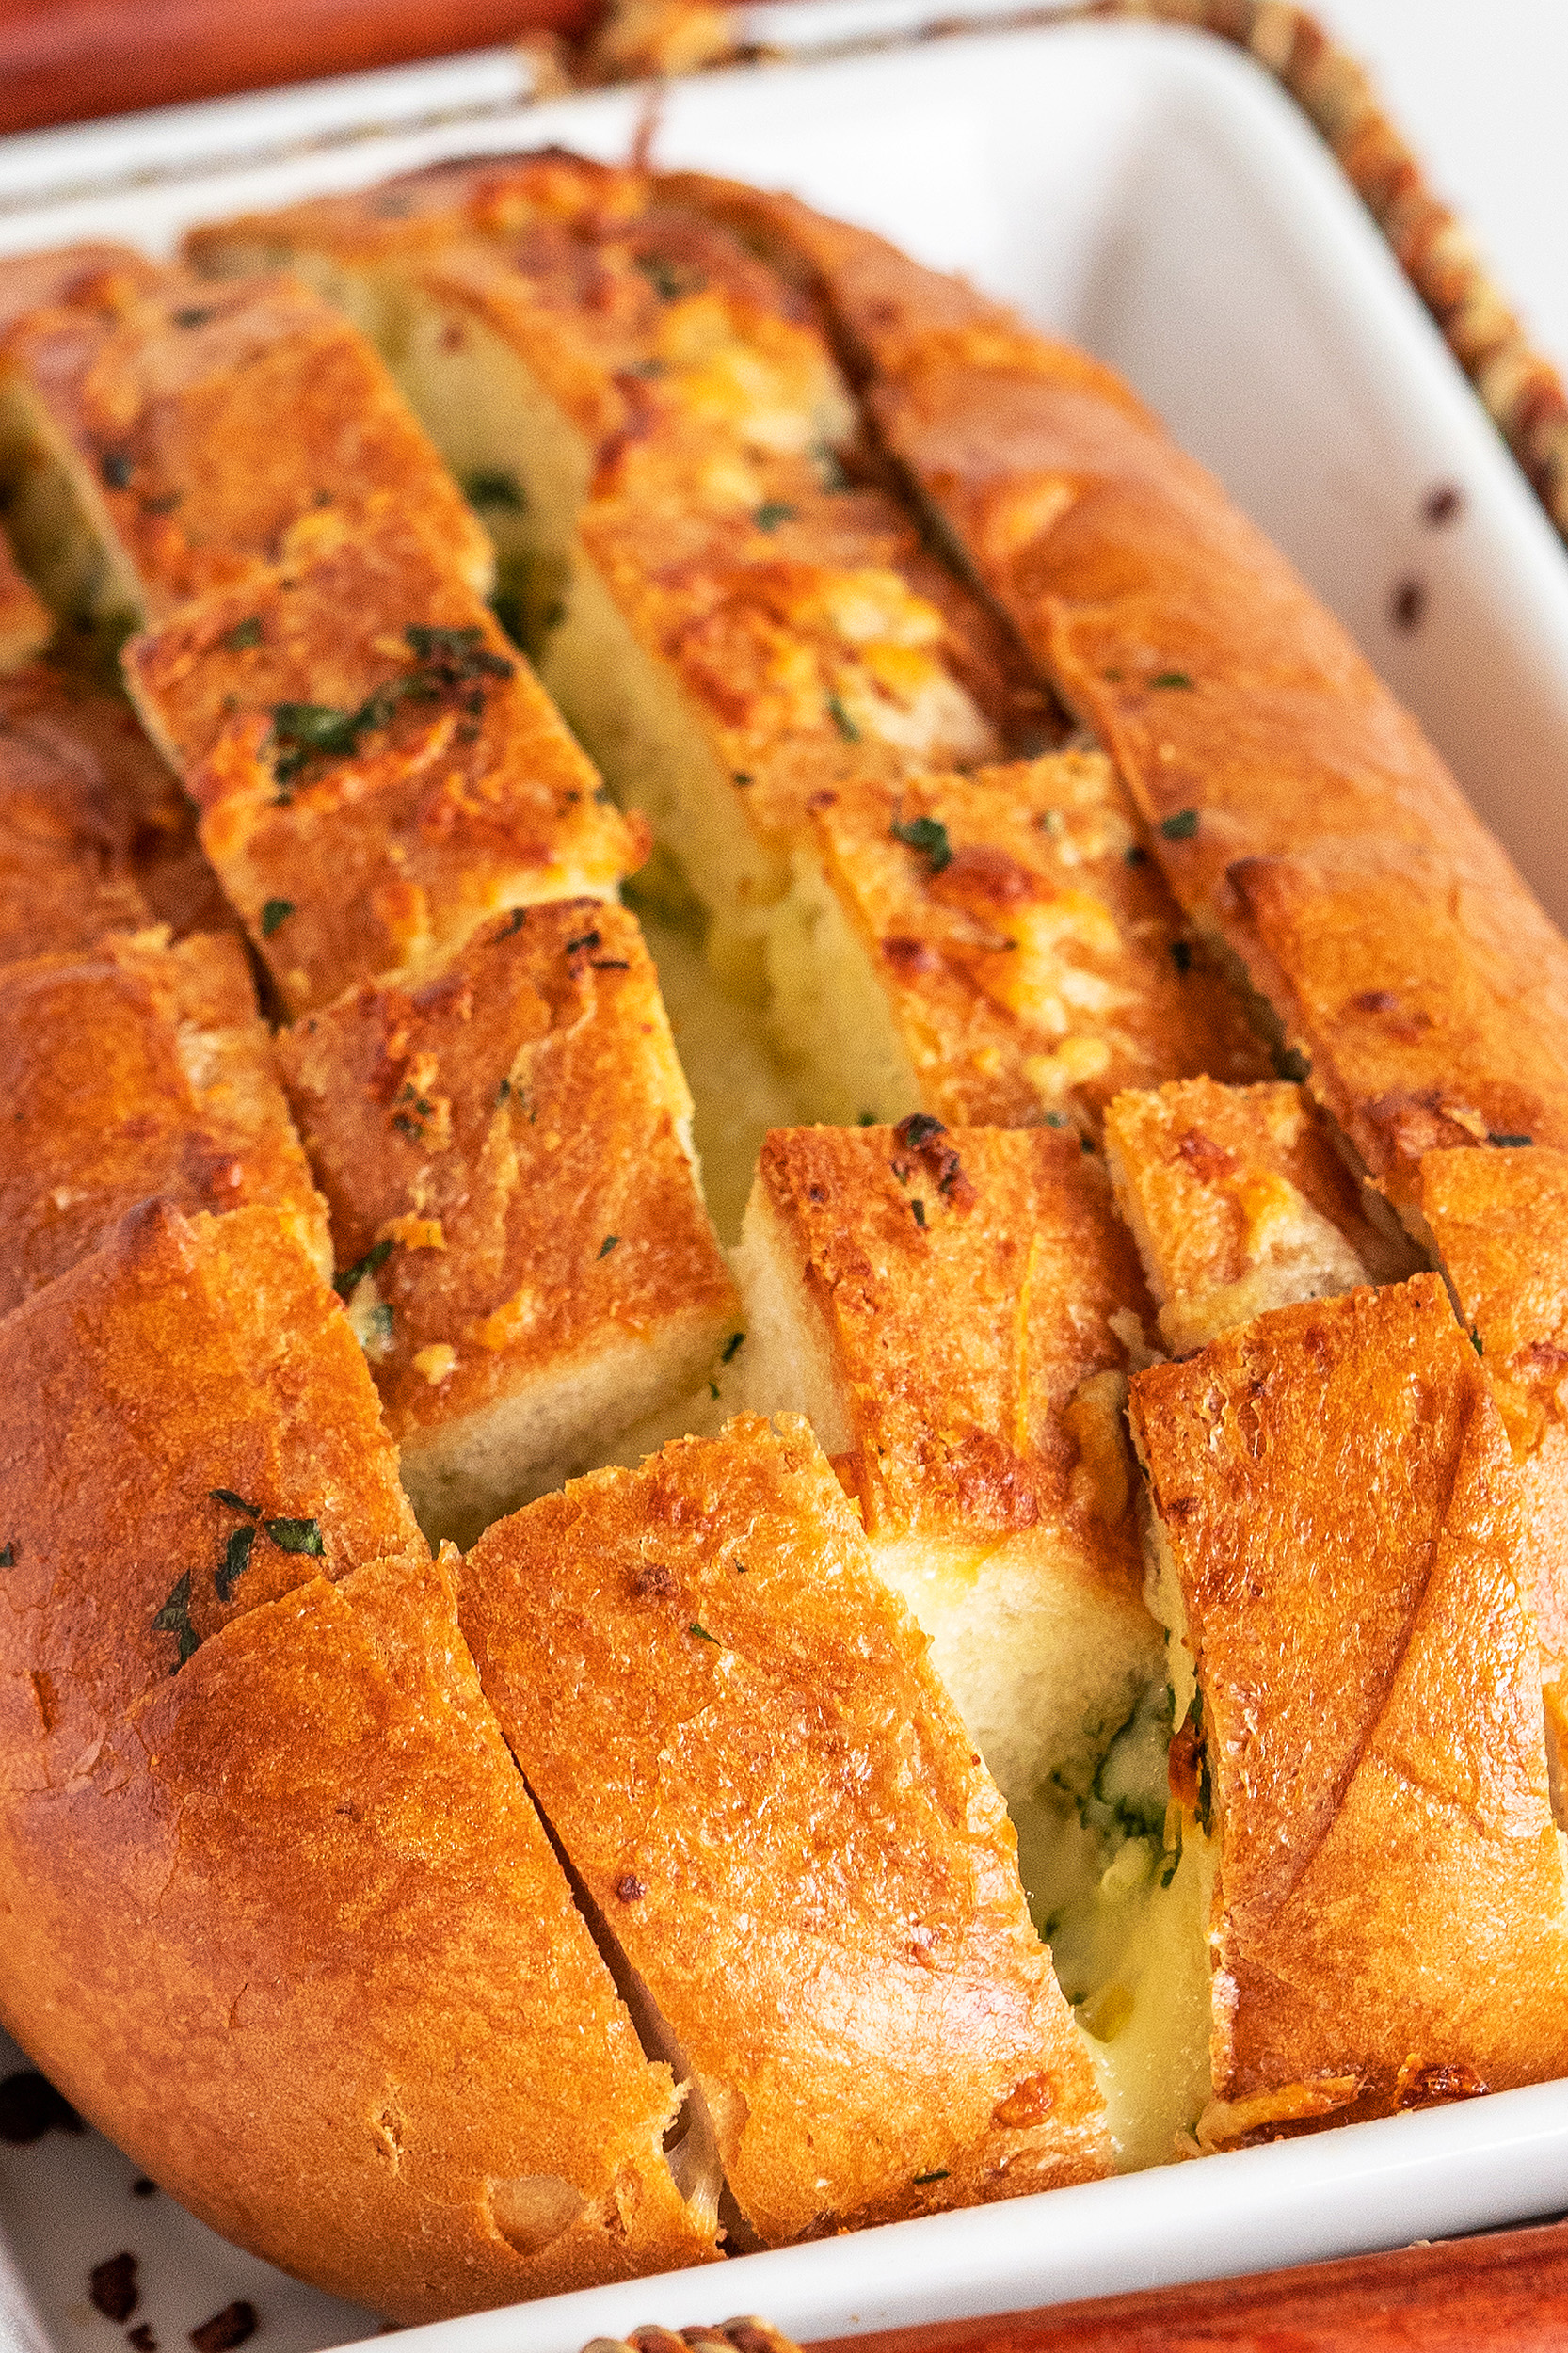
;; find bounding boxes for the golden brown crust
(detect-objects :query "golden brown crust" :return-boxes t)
[807,754,1267,1134]
[1420,1145,1568,1703]
[123,525,643,1011]
[750,1122,1149,1570]
[0,1201,424,1756]
[3,267,490,616]
[1102,1077,1408,1353]
[459,1415,1110,2244]
[0,1545,716,2321]
[0,926,328,1315]
[275,899,736,1441]
[0,244,161,339]
[1130,1276,1568,2123]
[681,185,1568,1215]
[0,662,235,946]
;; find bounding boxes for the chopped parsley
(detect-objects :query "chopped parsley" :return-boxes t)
[913,2170,949,2186]
[172,304,216,328]
[754,502,797,532]
[333,1237,393,1299]
[720,1331,744,1363]
[152,1572,200,1671]
[688,1621,720,1645]
[367,1302,394,1346]
[220,615,264,651]
[1488,1132,1533,1148]
[890,813,952,873]
[100,452,134,488]
[270,626,513,783]
[463,470,526,511]
[598,1234,620,1259]
[1470,1323,1484,1355]
[825,692,860,742]
[911,1198,927,1228]
[264,1518,324,1555]
[634,252,703,302]
[260,898,295,937]
[1150,670,1194,690]
[0,1543,12,1567]
[215,1523,255,1602]
[1160,808,1199,840]
[209,1489,260,1516]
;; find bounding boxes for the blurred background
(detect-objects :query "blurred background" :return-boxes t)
[0,0,1560,373]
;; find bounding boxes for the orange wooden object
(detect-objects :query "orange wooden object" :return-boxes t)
[809,2217,1568,2351]
[0,0,602,136]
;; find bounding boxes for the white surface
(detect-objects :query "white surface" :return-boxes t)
[3,18,1568,2353]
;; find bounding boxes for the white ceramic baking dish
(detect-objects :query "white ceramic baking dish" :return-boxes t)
[4,17,1568,2353]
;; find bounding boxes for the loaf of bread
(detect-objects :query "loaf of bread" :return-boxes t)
[0,140,1565,2321]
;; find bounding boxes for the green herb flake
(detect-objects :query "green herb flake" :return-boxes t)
[911,1198,927,1229]
[220,615,264,651]
[913,2170,950,2186]
[1150,669,1194,690]
[152,1572,200,1671]
[688,1621,721,1645]
[598,1234,620,1259]
[753,502,797,533]
[172,304,216,328]
[209,1488,260,1516]
[368,1302,395,1345]
[1160,808,1199,841]
[333,1237,392,1299]
[1488,1131,1533,1148]
[811,443,849,492]
[260,897,295,937]
[100,451,134,489]
[825,692,860,742]
[857,1110,875,1126]
[1037,808,1064,838]
[1044,1112,1069,1129]
[732,770,754,787]
[1273,1046,1311,1083]
[635,252,702,302]
[264,1517,325,1556]
[1470,1323,1484,1356]
[720,1331,744,1364]
[0,1542,13,1567]
[215,1523,255,1602]
[890,813,952,873]
[463,470,526,511]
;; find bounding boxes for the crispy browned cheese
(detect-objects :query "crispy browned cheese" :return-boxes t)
[1103,1077,1411,1354]
[803,753,1267,1136]
[666,182,1568,1217]
[0,928,328,1315]
[1130,1276,1568,2127]
[0,266,490,623]
[0,1544,719,2320]
[0,1200,425,1758]
[0,661,235,946]
[276,900,738,1538]
[1421,1145,1568,1735]
[460,1415,1111,2245]
[123,523,644,1012]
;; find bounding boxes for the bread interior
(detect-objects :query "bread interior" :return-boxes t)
[0,376,144,641]
[730,1183,1213,2169]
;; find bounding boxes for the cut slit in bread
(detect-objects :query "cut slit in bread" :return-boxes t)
[1130,1274,1568,2141]
[458,1412,1111,2244]
[727,1122,1211,2168]
[276,899,739,1549]
[0,1202,722,2316]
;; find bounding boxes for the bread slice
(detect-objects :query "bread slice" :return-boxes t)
[123,522,644,1013]
[1103,1077,1413,1355]
[667,181,1568,1221]
[728,1122,1211,2167]
[1419,1144,1568,1788]
[459,1413,1111,2245]
[776,751,1268,1132]
[0,1539,722,2320]
[276,899,739,1546]
[0,1200,425,1753]
[1129,1274,1568,2142]
[0,264,490,633]
[0,661,234,950]
[0,926,328,1315]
